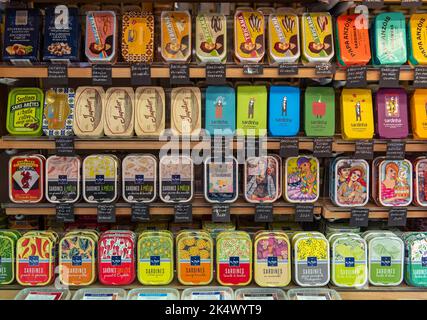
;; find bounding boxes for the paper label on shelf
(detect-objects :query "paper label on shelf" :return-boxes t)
[82,293,118,300]
[25,291,63,300]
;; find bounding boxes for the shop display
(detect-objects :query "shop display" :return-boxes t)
[234,9,265,63]
[301,13,334,64]
[43,88,75,136]
[85,11,118,63]
[237,85,267,136]
[73,86,105,138]
[104,87,135,138]
[43,6,80,62]
[204,156,238,203]
[372,12,407,65]
[268,86,300,137]
[121,10,154,63]
[410,89,427,139]
[268,11,300,64]
[205,86,236,136]
[304,87,335,137]
[245,156,279,203]
[3,8,41,63]
[6,88,44,136]
[196,14,227,63]
[171,87,201,136]
[134,87,165,137]
[408,14,427,65]
[340,89,374,140]
[161,11,191,62]
[285,156,320,203]
[46,155,81,203]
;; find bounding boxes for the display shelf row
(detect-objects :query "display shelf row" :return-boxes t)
[1,136,427,152]
[0,64,416,80]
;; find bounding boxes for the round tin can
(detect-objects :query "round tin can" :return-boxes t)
[104,87,135,137]
[73,86,105,138]
[134,87,165,137]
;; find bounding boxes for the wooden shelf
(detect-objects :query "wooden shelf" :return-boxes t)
[322,201,427,219]
[0,64,417,80]
[2,199,322,216]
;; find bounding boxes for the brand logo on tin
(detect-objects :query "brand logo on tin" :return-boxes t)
[111,256,122,266]
[345,257,355,267]
[29,256,39,266]
[422,257,427,267]
[267,256,278,267]
[381,256,391,267]
[229,256,240,267]
[172,175,181,184]
[135,175,145,185]
[72,256,82,266]
[150,256,160,266]
[58,175,68,185]
[307,257,317,267]
[190,256,200,266]
[95,175,104,184]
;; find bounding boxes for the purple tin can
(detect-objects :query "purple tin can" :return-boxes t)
[375,88,408,139]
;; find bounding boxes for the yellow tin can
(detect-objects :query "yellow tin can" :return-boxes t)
[411,89,427,139]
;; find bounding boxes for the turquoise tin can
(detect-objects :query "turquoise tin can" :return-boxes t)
[268,86,300,137]
[205,86,236,136]
[372,12,407,65]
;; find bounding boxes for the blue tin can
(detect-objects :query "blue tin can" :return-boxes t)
[268,86,300,137]
[205,86,236,136]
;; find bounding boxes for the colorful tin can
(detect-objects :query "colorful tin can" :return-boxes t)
[372,12,407,65]
[134,87,165,137]
[176,231,213,285]
[43,88,75,136]
[335,14,371,67]
[217,231,252,286]
[410,89,427,139]
[85,11,117,63]
[205,86,236,136]
[304,87,335,137]
[46,155,81,203]
[268,12,300,63]
[236,85,267,136]
[375,88,409,139]
[402,232,427,287]
[171,87,201,136]
[0,232,18,285]
[159,155,193,203]
[121,10,154,63]
[104,87,135,138]
[6,88,44,136]
[285,156,320,203]
[9,155,44,203]
[234,10,265,63]
[196,14,227,63]
[204,156,238,203]
[43,6,80,62]
[301,12,334,63]
[161,11,191,63]
[408,14,427,65]
[73,86,105,138]
[378,159,412,207]
[414,157,427,207]
[245,156,279,203]
[268,86,300,137]
[122,154,157,203]
[340,89,374,140]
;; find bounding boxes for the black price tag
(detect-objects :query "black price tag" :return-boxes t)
[212,204,231,223]
[379,67,400,88]
[243,64,263,75]
[315,63,335,76]
[362,0,384,8]
[131,63,151,86]
[56,203,74,223]
[354,140,374,160]
[402,0,422,7]
[131,203,150,222]
[350,208,369,227]
[278,63,298,76]
[92,64,112,86]
[55,136,75,156]
[414,67,427,88]
[255,204,273,222]
[386,140,406,160]
[280,138,299,158]
[206,64,226,85]
[97,204,116,223]
[47,64,68,87]
[388,208,407,227]
[174,204,192,223]
[346,66,367,88]
[170,64,190,85]
[313,138,333,158]
[295,204,314,222]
